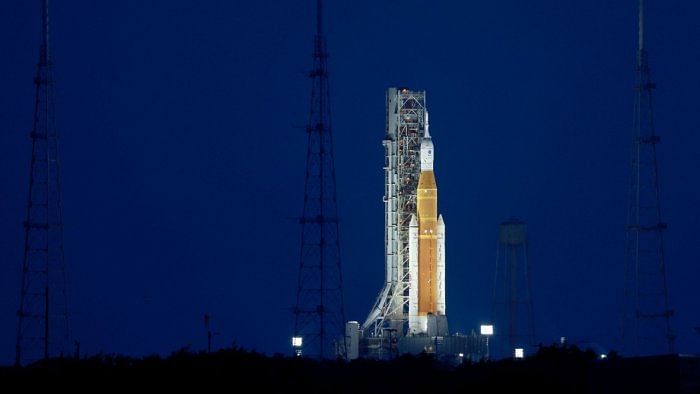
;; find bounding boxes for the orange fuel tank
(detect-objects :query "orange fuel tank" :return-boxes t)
[417,170,438,315]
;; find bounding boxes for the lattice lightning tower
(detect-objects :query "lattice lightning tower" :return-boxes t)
[292,0,347,360]
[622,0,674,356]
[15,0,71,366]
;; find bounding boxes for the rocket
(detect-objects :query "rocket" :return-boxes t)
[409,112,446,335]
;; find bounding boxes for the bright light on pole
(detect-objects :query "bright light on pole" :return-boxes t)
[480,325,494,360]
[514,348,524,359]
[480,325,494,335]
[292,336,303,357]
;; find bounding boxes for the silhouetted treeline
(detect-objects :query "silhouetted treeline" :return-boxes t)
[1,345,698,393]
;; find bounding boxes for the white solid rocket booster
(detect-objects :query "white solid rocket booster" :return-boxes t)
[408,215,420,334]
[437,214,445,315]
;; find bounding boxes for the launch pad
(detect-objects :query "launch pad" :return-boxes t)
[345,88,487,361]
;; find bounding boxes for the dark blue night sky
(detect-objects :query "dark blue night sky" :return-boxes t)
[1,1,699,364]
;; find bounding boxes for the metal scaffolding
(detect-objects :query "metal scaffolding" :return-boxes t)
[364,88,426,337]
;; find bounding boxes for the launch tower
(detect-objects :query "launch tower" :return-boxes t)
[352,88,485,361]
[364,88,447,337]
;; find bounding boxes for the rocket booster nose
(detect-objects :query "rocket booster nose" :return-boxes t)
[410,214,418,227]
[437,214,445,227]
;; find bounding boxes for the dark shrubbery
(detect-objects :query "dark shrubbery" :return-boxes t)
[0,344,691,392]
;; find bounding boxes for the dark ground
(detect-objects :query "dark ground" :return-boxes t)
[1,345,698,392]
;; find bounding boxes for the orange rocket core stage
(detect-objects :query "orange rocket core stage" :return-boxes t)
[417,170,438,315]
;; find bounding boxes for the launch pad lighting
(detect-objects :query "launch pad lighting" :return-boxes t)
[514,348,524,359]
[480,325,494,336]
[292,337,303,347]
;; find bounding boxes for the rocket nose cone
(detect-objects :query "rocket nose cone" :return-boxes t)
[410,214,418,226]
[438,214,444,226]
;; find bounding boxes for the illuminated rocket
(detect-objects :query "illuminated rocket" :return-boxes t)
[363,88,448,338]
[408,112,446,334]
